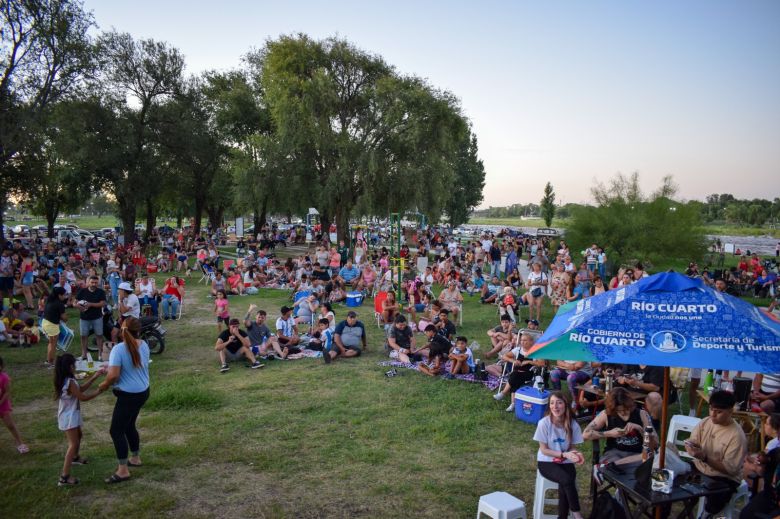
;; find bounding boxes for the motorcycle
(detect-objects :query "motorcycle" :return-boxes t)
[87,305,166,355]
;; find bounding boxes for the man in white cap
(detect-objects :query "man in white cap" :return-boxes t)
[111,281,140,343]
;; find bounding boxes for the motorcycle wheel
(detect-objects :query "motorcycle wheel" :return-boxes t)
[143,329,165,355]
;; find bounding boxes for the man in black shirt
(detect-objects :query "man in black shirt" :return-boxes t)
[76,275,107,360]
[215,318,264,373]
[435,309,456,341]
[617,365,675,430]
[418,324,452,376]
[387,314,422,364]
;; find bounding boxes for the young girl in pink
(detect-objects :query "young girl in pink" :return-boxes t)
[0,356,29,454]
[213,289,230,332]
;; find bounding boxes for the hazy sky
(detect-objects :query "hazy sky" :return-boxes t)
[84,0,780,207]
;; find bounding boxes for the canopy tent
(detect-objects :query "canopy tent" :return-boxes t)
[528,271,780,468]
[529,272,780,373]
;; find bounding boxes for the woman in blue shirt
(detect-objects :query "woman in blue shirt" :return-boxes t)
[98,317,150,484]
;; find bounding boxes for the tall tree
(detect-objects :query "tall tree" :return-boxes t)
[445,131,485,228]
[566,173,705,269]
[15,102,94,236]
[261,35,472,241]
[0,0,94,246]
[156,78,225,237]
[540,182,556,227]
[93,31,184,245]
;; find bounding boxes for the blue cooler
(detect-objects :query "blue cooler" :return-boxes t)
[514,386,550,424]
[346,292,364,307]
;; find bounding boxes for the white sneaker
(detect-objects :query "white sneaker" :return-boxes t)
[505,403,515,412]
[493,392,505,401]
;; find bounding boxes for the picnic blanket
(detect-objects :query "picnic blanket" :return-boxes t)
[378,360,501,391]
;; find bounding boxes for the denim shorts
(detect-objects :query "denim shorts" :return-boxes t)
[80,318,103,336]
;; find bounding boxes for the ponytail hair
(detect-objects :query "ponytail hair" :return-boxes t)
[121,317,142,368]
[54,353,76,399]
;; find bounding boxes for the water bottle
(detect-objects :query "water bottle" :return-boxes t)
[703,369,714,390]
[535,375,545,393]
[605,369,614,392]
[642,425,654,462]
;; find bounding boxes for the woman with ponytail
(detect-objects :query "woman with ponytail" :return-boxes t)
[98,317,150,484]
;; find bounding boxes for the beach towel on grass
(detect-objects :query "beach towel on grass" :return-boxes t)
[378,360,501,390]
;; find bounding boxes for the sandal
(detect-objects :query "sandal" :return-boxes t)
[58,474,79,486]
[105,473,131,484]
[17,444,29,454]
[71,455,88,465]
[128,461,143,467]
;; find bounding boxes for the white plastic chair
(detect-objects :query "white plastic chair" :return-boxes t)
[477,491,527,519]
[667,414,701,460]
[533,470,568,519]
[696,479,749,519]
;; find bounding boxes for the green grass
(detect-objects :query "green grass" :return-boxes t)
[469,217,569,228]
[469,216,779,238]
[0,267,581,518]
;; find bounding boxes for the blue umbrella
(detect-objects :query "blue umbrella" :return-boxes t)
[528,272,780,372]
[527,271,780,469]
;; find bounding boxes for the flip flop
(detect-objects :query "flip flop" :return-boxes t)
[71,456,88,465]
[128,461,143,467]
[105,473,131,484]
[17,444,29,454]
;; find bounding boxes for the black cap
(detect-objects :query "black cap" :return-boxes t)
[525,319,539,326]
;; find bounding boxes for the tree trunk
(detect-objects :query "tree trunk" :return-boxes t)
[193,197,204,237]
[176,209,183,230]
[144,197,157,241]
[118,199,136,247]
[45,203,58,240]
[0,199,7,250]
[258,195,269,230]
[335,206,350,244]
[319,211,331,244]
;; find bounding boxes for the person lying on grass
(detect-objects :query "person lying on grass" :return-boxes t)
[417,325,452,377]
[448,336,475,377]
[215,318,264,373]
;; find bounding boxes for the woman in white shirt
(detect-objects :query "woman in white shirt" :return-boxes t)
[526,262,548,322]
[533,392,585,519]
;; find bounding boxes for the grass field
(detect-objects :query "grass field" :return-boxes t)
[2,252,775,517]
[0,266,591,518]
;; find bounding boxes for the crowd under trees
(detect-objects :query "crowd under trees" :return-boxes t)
[1,1,486,247]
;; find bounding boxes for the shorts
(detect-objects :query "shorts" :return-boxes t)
[217,316,230,325]
[177,255,187,262]
[343,343,362,355]
[0,277,13,291]
[225,349,245,361]
[22,272,34,286]
[41,319,60,337]
[389,349,422,362]
[689,368,702,379]
[79,318,103,336]
[413,303,426,312]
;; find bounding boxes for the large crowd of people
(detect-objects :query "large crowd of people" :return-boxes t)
[1,223,779,518]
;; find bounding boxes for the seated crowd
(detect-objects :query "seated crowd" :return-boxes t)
[2,225,779,517]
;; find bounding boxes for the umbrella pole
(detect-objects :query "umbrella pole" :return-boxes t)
[659,367,670,469]
[654,367,670,519]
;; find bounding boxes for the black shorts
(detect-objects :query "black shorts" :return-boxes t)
[429,345,450,362]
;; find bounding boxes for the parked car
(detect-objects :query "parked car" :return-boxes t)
[12,224,30,234]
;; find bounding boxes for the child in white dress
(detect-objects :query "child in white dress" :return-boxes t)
[54,353,106,486]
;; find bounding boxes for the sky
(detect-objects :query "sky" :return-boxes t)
[83,0,780,207]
